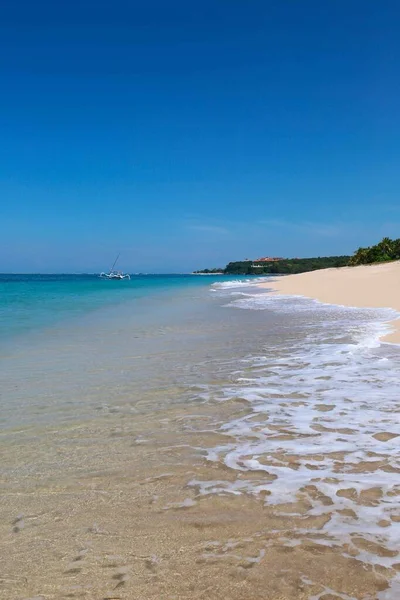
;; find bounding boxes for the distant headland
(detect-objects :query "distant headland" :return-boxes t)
[193,237,400,276]
[193,255,350,275]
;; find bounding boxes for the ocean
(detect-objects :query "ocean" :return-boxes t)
[1,274,399,600]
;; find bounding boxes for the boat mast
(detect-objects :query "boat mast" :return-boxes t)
[110,253,120,272]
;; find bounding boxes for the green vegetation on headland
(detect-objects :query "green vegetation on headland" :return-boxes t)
[349,237,400,266]
[194,237,400,275]
[194,256,350,275]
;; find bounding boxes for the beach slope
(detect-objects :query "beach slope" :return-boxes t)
[259,260,400,343]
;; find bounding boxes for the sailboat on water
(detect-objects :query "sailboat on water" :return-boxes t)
[100,254,131,280]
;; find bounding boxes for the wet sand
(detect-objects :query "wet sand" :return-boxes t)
[258,261,400,343]
[1,399,397,600]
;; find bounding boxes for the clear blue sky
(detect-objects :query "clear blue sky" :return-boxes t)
[1,0,399,272]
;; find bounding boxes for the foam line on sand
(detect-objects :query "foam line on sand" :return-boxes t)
[257,261,400,343]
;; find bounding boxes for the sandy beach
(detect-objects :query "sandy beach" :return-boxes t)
[2,275,400,599]
[258,260,400,343]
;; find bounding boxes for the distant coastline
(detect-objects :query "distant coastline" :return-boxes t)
[194,255,350,276]
[195,237,400,276]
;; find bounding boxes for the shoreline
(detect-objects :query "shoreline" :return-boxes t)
[257,260,400,344]
[2,273,400,598]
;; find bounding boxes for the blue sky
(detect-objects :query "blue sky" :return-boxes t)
[1,0,399,272]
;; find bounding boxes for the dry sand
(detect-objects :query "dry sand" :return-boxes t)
[258,260,400,343]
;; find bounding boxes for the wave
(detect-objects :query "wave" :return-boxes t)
[210,277,272,290]
[198,284,400,593]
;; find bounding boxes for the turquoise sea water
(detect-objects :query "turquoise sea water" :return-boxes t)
[0,273,238,345]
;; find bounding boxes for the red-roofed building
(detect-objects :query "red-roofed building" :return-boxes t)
[254,256,284,262]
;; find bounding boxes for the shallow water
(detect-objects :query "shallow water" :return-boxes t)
[0,276,399,599]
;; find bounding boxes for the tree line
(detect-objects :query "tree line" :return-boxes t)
[349,237,400,265]
[194,237,400,275]
[194,256,350,275]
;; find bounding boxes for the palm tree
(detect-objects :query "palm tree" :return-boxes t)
[349,236,399,266]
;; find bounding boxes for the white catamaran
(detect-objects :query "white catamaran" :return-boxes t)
[100,254,131,280]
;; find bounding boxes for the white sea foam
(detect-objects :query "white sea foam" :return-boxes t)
[198,286,400,595]
[228,289,399,319]
[210,277,271,290]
